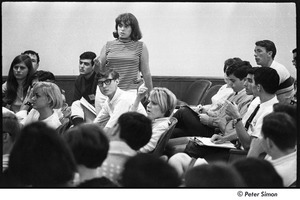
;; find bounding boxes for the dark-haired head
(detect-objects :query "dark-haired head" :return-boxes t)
[64,123,109,169]
[232,157,283,187]
[118,112,152,150]
[79,51,97,66]
[8,121,76,187]
[120,153,181,187]
[4,54,34,106]
[253,67,279,94]
[113,13,142,41]
[255,40,277,59]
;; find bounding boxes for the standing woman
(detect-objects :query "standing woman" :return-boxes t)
[2,54,34,113]
[16,81,64,129]
[94,13,153,113]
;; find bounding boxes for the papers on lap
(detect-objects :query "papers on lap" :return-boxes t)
[80,97,96,122]
[190,137,236,149]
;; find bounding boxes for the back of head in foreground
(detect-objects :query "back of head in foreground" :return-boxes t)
[184,162,246,187]
[117,112,152,150]
[63,123,109,169]
[7,121,76,187]
[232,157,283,187]
[120,153,181,187]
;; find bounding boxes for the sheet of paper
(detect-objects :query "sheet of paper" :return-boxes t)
[192,137,236,149]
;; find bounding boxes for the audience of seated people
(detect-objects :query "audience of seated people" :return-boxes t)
[130,84,177,153]
[170,60,253,139]
[254,40,295,103]
[0,122,77,187]
[1,41,297,188]
[195,57,239,118]
[63,123,117,187]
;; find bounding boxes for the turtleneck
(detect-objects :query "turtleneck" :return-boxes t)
[118,38,132,43]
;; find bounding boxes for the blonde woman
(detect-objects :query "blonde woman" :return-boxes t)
[131,84,177,153]
[16,81,63,129]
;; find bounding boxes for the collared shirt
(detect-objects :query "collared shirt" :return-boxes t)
[248,96,278,138]
[93,88,147,129]
[139,117,170,153]
[265,151,297,187]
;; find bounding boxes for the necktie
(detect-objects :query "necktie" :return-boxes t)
[232,104,260,149]
[244,104,260,131]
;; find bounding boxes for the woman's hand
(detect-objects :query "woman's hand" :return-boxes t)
[210,134,226,144]
[137,83,148,101]
[20,86,33,111]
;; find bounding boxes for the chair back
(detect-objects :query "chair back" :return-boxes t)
[200,84,223,105]
[152,117,178,157]
[182,80,212,105]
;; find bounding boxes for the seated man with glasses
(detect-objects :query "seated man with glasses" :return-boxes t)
[93,69,147,136]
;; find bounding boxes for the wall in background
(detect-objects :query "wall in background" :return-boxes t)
[2,2,297,78]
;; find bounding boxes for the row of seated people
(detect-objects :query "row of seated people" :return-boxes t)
[2,42,297,187]
[1,106,292,187]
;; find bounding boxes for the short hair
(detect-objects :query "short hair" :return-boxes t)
[262,112,296,151]
[185,162,245,187]
[273,102,297,121]
[79,51,97,66]
[96,68,119,81]
[232,158,283,187]
[255,40,277,59]
[118,112,152,150]
[247,66,260,75]
[149,87,177,117]
[32,70,56,83]
[223,57,243,73]
[120,153,181,187]
[2,111,21,142]
[64,123,109,169]
[32,81,63,109]
[225,60,252,80]
[8,121,76,186]
[113,13,142,41]
[22,50,40,63]
[253,67,279,94]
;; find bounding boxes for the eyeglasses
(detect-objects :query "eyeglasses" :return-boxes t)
[98,79,114,87]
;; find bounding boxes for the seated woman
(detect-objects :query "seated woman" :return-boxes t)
[16,81,64,129]
[130,84,177,153]
[2,54,34,113]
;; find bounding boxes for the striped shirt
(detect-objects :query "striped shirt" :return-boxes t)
[105,40,143,90]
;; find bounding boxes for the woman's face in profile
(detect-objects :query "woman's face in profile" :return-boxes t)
[146,96,164,120]
[117,22,132,39]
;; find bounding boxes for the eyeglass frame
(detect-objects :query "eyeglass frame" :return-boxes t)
[97,78,115,87]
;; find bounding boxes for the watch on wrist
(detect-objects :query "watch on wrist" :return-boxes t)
[234,117,242,125]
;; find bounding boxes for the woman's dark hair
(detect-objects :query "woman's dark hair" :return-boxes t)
[8,121,76,187]
[4,54,34,105]
[113,13,142,41]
